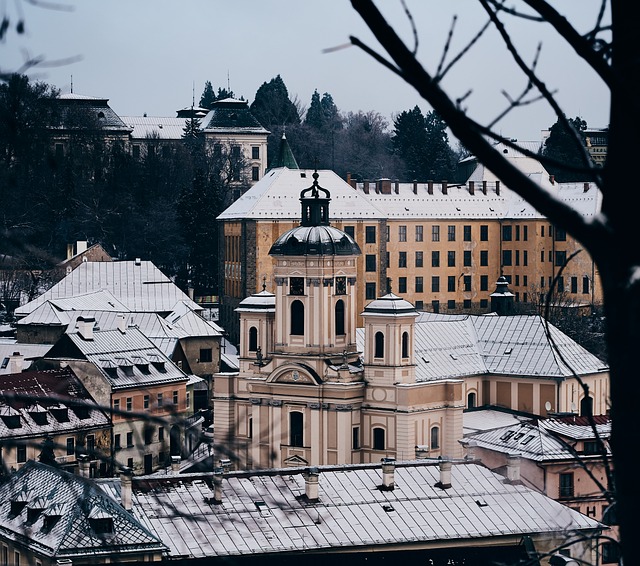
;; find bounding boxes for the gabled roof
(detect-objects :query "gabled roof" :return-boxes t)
[0,368,109,439]
[218,168,386,221]
[0,461,165,560]
[15,260,201,318]
[97,461,601,560]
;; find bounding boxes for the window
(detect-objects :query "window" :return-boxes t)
[291,300,305,335]
[344,225,355,238]
[463,250,471,267]
[515,250,520,266]
[290,412,303,447]
[365,225,376,243]
[113,399,120,412]
[463,299,471,309]
[159,427,164,442]
[365,254,377,272]
[415,251,423,267]
[559,472,574,498]
[523,225,528,241]
[402,332,409,358]
[374,332,385,358]
[173,390,179,405]
[463,275,471,292]
[447,300,456,310]
[583,276,590,294]
[399,225,407,242]
[415,300,424,310]
[515,275,520,287]
[386,225,390,242]
[523,250,528,266]
[447,276,456,292]
[430,426,440,449]
[515,225,520,241]
[463,225,471,241]
[398,277,407,293]
[555,227,567,241]
[17,444,27,463]
[447,225,456,241]
[502,250,512,266]
[432,225,440,242]
[480,275,488,291]
[127,431,134,447]
[480,250,488,266]
[290,276,305,295]
[366,282,376,300]
[571,277,578,293]
[86,434,95,456]
[373,427,385,450]
[432,276,440,293]
[447,251,456,267]
[398,251,407,268]
[555,250,567,266]
[249,327,258,352]
[432,300,440,313]
[157,393,163,408]
[480,225,488,241]
[602,542,621,564]
[114,434,121,449]
[126,397,132,411]
[251,167,259,181]
[144,427,153,445]
[415,276,424,293]
[415,225,423,242]
[557,276,565,293]
[251,146,260,159]
[480,299,488,308]
[541,250,545,262]
[132,144,140,159]
[431,251,440,267]
[502,225,512,241]
[200,348,213,363]
[335,300,345,335]
[523,275,528,287]
[352,427,360,450]
[66,437,75,456]
[467,392,477,409]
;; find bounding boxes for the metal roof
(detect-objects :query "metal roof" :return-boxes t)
[97,461,601,560]
[120,115,189,140]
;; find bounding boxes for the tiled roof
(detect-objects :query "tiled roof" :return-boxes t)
[0,461,165,560]
[15,260,201,317]
[356,313,607,383]
[0,368,110,438]
[97,461,601,559]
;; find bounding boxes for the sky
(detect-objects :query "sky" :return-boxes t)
[3,0,610,142]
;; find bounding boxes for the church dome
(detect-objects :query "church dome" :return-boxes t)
[362,292,417,315]
[235,289,276,312]
[269,225,360,256]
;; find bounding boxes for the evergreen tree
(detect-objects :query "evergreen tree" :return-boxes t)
[38,436,58,466]
[320,92,342,131]
[392,105,428,180]
[423,110,456,182]
[182,114,203,156]
[541,116,590,182]
[250,75,300,129]
[305,90,325,129]
[199,81,217,109]
[216,87,235,100]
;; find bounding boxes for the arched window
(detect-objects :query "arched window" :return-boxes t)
[374,331,384,358]
[402,331,409,358]
[467,392,477,409]
[580,396,593,417]
[291,300,304,335]
[290,412,303,447]
[373,427,385,450]
[248,327,258,352]
[335,300,345,336]
[430,426,440,450]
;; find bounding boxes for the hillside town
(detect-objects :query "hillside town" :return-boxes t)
[0,76,617,566]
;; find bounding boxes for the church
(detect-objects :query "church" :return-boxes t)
[213,171,608,470]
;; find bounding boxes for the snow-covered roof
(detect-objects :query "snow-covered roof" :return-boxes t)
[97,460,602,560]
[120,115,188,140]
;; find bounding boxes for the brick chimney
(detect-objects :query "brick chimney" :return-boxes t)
[78,454,91,478]
[413,181,417,194]
[76,316,95,341]
[381,457,396,491]
[435,459,452,490]
[468,181,475,195]
[171,455,181,473]
[363,180,370,194]
[482,180,487,195]
[304,467,320,501]
[379,179,392,194]
[495,180,500,195]
[441,180,448,195]
[395,179,400,194]
[427,180,433,195]
[506,453,521,482]
[465,440,478,460]
[346,172,352,185]
[415,445,428,459]
[9,352,23,373]
[120,467,133,511]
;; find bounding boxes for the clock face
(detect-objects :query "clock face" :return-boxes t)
[335,277,346,295]
[290,277,304,295]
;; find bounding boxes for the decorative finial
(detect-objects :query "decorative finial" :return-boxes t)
[262,276,267,292]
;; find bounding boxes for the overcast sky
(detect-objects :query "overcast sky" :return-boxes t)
[4,0,610,142]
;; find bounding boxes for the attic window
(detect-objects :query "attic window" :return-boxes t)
[504,348,513,355]
[513,432,524,441]
[97,111,105,119]
[50,405,70,423]
[90,517,114,535]
[521,435,534,445]
[1,414,21,429]
[1,357,9,369]
[254,501,270,517]
[72,405,90,420]
[500,431,515,441]
[28,410,48,426]
[42,514,62,533]
[9,501,27,518]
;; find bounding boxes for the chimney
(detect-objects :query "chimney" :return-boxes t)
[465,440,478,460]
[427,180,433,195]
[482,180,487,195]
[381,457,395,491]
[379,179,391,194]
[346,172,351,185]
[441,180,448,195]
[549,175,555,185]
[495,180,500,195]
[211,468,224,504]
[78,454,90,478]
[76,240,87,255]
[8,352,24,373]
[76,316,95,341]
[415,445,428,459]
[395,179,400,194]
[304,467,320,501]
[412,180,417,194]
[363,180,370,194]
[117,313,127,333]
[584,182,590,192]
[506,453,521,482]
[468,181,475,195]
[120,467,133,511]
[135,257,142,266]
[435,459,452,490]
[66,243,74,260]
[171,455,181,473]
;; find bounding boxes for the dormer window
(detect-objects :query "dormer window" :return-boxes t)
[27,404,48,426]
[50,404,70,423]
[88,507,114,535]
